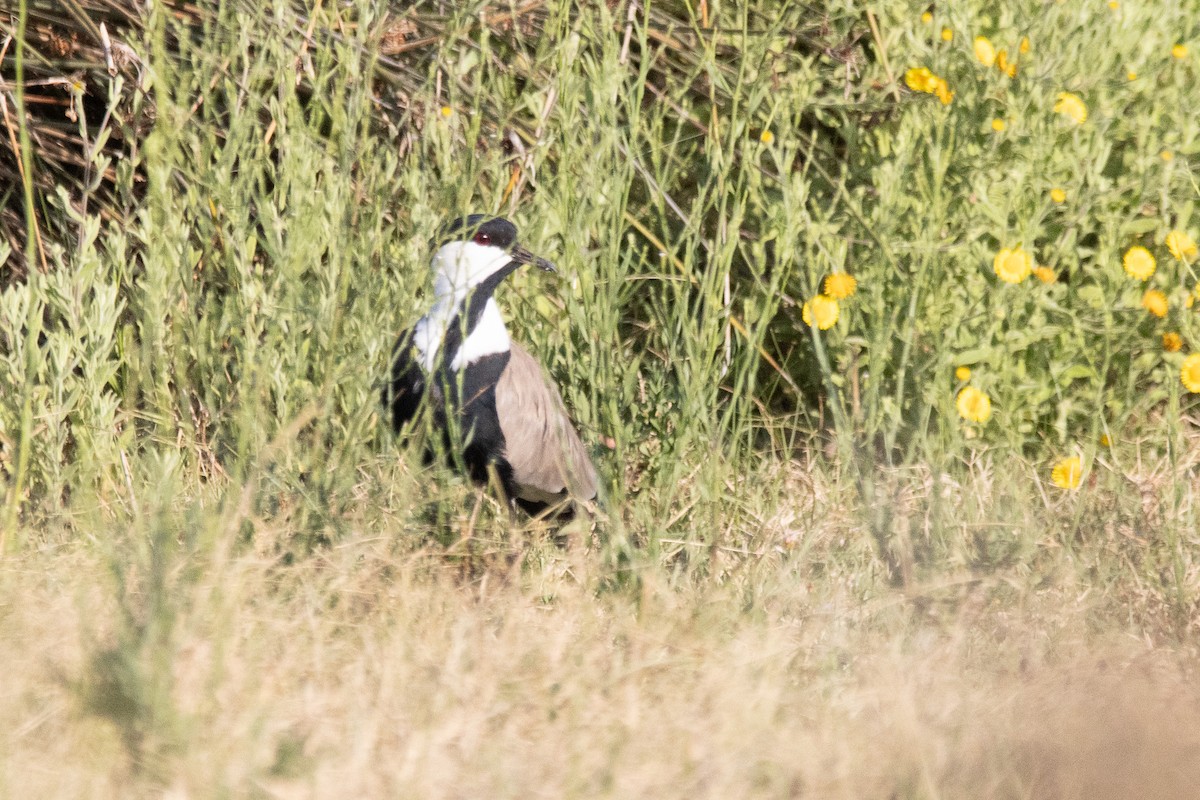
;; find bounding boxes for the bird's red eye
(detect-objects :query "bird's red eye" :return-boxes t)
[473,231,491,245]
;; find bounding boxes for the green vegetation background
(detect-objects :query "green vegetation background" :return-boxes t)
[1,1,1199,796]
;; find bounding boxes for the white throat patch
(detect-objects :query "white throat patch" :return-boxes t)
[412,298,511,372]
[452,300,511,369]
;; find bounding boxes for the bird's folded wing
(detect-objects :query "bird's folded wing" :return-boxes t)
[495,342,598,502]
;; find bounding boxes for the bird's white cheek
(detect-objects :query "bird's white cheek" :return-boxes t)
[433,242,512,293]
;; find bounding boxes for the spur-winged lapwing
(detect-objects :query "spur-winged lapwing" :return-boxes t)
[384,215,598,515]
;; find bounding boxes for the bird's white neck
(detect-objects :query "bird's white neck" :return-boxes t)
[412,297,511,372]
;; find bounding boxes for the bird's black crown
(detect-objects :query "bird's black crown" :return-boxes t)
[434,215,519,251]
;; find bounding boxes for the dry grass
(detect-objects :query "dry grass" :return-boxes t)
[4,450,1199,800]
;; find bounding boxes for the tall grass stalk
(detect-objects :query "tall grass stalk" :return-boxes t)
[2,0,36,551]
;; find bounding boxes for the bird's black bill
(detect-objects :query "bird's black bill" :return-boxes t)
[511,244,556,272]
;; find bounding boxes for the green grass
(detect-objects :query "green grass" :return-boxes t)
[2,0,1200,797]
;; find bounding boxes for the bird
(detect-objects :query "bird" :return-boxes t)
[383,214,599,516]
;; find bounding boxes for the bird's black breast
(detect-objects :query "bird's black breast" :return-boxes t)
[384,329,426,433]
[444,351,512,487]
[385,332,518,495]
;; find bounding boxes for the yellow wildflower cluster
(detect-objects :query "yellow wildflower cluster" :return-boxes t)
[802,273,859,331]
[991,248,1056,285]
[1114,233,1200,391]
[952,361,990,430]
[924,20,1200,451]
[974,36,1019,77]
[904,67,954,104]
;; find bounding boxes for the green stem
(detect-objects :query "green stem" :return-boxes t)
[2,0,37,553]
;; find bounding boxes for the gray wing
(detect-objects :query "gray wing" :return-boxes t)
[495,342,599,505]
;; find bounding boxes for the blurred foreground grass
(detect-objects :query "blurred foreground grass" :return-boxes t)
[1,0,1199,796]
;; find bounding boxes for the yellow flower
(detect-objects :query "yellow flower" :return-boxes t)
[1108,0,1118,8]
[996,50,1017,77]
[932,78,954,104]
[760,130,775,145]
[955,366,972,382]
[1099,433,1112,447]
[1033,266,1056,283]
[1020,36,1031,53]
[1163,332,1183,352]
[905,68,953,104]
[993,246,1033,284]
[1050,456,1082,490]
[1122,246,1156,280]
[1172,43,1188,59]
[1142,289,1168,318]
[1182,353,1200,393]
[921,11,933,24]
[1050,188,1066,203]
[956,386,992,424]
[1166,230,1198,262]
[905,66,938,93]
[1053,92,1088,124]
[974,36,997,67]
[801,295,839,330]
[824,273,858,299]
[1161,150,1174,161]
[941,28,953,42]
[439,106,453,118]
[991,118,1007,131]
[1127,70,1138,81]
